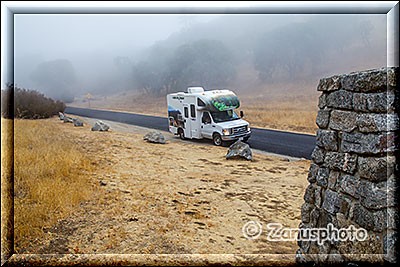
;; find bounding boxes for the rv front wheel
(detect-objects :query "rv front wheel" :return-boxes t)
[212,133,223,146]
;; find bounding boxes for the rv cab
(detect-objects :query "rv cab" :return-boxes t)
[167,87,251,146]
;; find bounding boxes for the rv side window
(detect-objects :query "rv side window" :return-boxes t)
[184,107,188,118]
[197,98,206,106]
[190,104,196,118]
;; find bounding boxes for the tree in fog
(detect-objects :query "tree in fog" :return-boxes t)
[165,39,236,92]
[132,39,236,95]
[30,59,77,102]
[132,61,164,95]
[254,22,324,81]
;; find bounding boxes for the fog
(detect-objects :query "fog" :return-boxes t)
[14,14,387,102]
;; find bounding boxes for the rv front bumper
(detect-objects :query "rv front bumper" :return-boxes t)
[221,131,251,141]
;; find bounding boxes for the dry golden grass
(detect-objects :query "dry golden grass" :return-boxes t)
[240,94,319,134]
[12,118,95,252]
[1,118,13,260]
[71,91,318,134]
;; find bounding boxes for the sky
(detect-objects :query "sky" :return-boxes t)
[14,14,219,60]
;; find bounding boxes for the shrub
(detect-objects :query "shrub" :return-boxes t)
[1,83,66,119]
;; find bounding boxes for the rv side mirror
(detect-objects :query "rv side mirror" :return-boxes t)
[240,111,244,118]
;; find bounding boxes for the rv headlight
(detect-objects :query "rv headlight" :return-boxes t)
[222,129,230,135]
[247,125,250,132]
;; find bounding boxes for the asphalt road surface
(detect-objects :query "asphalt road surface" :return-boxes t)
[65,106,316,159]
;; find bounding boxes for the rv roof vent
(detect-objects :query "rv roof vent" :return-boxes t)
[187,87,204,94]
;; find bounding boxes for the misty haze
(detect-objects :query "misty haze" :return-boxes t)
[14,14,385,96]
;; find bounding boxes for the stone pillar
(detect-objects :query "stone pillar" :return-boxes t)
[296,67,399,264]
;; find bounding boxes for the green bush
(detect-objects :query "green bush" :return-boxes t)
[1,83,66,119]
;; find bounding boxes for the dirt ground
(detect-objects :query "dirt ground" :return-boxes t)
[24,116,310,257]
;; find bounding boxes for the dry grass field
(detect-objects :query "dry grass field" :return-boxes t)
[239,94,319,134]
[9,118,96,252]
[71,91,318,134]
[6,116,311,257]
[1,119,13,259]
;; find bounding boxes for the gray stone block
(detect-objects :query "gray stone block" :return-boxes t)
[357,113,399,132]
[301,202,314,224]
[317,75,342,91]
[297,223,312,253]
[322,189,348,215]
[316,167,329,188]
[73,118,83,127]
[316,109,331,129]
[307,163,319,183]
[367,92,389,113]
[304,184,316,204]
[310,207,320,228]
[350,203,386,232]
[318,93,327,109]
[387,176,398,208]
[143,131,166,144]
[329,110,357,132]
[353,93,368,112]
[341,132,396,154]
[316,129,338,151]
[386,91,397,112]
[328,171,339,190]
[91,120,110,131]
[344,68,387,92]
[311,146,325,165]
[326,90,353,109]
[315,186,323,208]
[341,72,358,91]
[387,67,398,88]
[324,152,357,174]
[338,174,360,199]
[359,182,387,210]
[358,156,395,182]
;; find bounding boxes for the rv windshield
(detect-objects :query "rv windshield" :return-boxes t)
[210,110,239,123]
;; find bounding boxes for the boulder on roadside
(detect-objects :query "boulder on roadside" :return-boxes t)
[143,131,166,144]
[91,120,110,131]
[63,116,74,123]
[226,140,253,161]
[58,112,65,120]
[73,118,83,127]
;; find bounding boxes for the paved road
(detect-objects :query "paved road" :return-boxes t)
[65,106,316,159]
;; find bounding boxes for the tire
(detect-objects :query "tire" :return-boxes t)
[178,128,185,140]
[212,133,223,146]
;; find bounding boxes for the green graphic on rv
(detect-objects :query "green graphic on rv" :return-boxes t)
[209,95,240,111]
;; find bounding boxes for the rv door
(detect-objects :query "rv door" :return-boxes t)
[201,111,213,139]
[183,104,191,138]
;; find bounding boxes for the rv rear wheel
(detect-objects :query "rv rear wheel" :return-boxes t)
[212,133,223,146]
[178,128,185,140]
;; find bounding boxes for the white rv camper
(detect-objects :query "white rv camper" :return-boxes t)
[167,87,251,146]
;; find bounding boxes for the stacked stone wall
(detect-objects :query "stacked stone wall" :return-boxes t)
[296,67,399,264]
